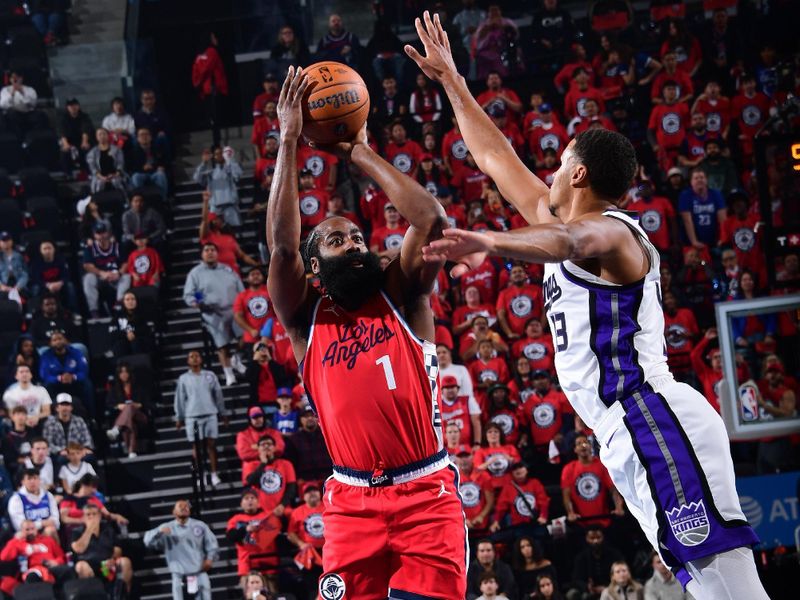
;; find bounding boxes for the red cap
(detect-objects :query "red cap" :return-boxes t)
[766,363,784,374]
[420,152,434,161]
[440,375,459,388]
[302,483,321,495]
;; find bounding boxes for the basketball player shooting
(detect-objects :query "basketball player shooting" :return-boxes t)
[267,67,467,600]
[405,12,769,600]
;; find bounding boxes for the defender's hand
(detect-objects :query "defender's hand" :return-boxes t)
[404,11,458,84]
[422,228,494,277]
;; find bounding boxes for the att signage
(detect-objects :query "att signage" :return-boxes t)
[737,473,800,549]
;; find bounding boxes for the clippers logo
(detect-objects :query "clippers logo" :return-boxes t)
[706,112,722,131]
[514,493,537,517]
[661,113,681,135]
[665,324,688,349]
[479,369,499,383]
[319,573,346,600]
[247,295,269,318]
[460,481,481,508]
[487,453,509,477]
[666,500,710,546]
[575,472,601,501]
[300,195,321,216]
[383,233,404,250]
[742,105,762,126]
[523,343,546,361]
[539,133,561,151]
[133,254,151,274]
[392,153,412,173]
[306,155,325,177]
[305,513,325,538]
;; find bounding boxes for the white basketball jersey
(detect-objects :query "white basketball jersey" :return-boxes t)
[542,210,671,430]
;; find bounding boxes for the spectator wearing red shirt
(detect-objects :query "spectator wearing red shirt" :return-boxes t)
[469,339,511,409]
[691,81,731,139]
[0,519,66,595]
[297,169,330,238]
[508,356,536,406]
[569,98,617,137]
[662,291,699,378]
[191,33,228,146]
[535,148,561,187]
[561,434,624,530]
[452,152,490,204]
[518,369,571,452]
[553,43,593,94]
[527,104,569,166]
[417,154,448,197]
[358,184,392,232]
[437,186,467,229]
[383,121,424,177]
[454,450,496,539]
[476,72,523,124]
[199,195,259,275]
[563,68,605,120]
[647,80,691,171]
[244,434,296,515]
[233,268,271,345]
[252,73,280,120]
[245,345,291,412]
[487,104,525,156]
[490,462,549,532]
[755,365,797,473]
[459,256,498,304]
[660,19,703,77]
[678,112,716,169]
[442,121,469,179]
[126,232,163,288]
[511,319,555,376]
[459,315,509,363]
[496,264,543,339]
[719,191,765,278]
[453,285,497,336]
[595,47,635,100]
[287,483,325,550]
[236,407,286,482]
[225,489,281,584]
[474,422,521,490]
[731,74,774,161]
[251,101,279,158]
[650,51,693,104]
[690,329,726,411]
[297,143,338,192]
[369,203,408,256]
[626,181,678,255]
[440,375,482,447]
[487,383,522,446]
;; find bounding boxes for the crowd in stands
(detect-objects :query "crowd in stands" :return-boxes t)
[1,0,799,598]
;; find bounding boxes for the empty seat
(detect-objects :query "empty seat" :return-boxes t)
[0,200,23,239]
[0,298,22,333]
[25,195,61,235]
[62,578,107,600]
[87,318,117,359]
[0,167,12,197]
[12,581,56,600]
[7,25,45,61]
[0,132,22,172]
[23,129,60,170]
[132,285,159,322]
[19,166,57,197]
[92,188,126,217]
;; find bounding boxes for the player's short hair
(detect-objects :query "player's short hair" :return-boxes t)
[572,129,637,202]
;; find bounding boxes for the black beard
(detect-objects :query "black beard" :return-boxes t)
[316,251,385,311]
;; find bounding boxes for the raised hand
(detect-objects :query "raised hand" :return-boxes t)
[422,228,495,278]
[404,11,458,84]
[277,66,309,141]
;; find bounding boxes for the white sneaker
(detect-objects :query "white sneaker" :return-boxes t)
[224,370,237,386]
[106,426,120,441]
[231,353,246,374]
[127,452,137,458]
[210,472,222,487]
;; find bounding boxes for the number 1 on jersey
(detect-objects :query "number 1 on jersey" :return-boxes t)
[376,355,397,390]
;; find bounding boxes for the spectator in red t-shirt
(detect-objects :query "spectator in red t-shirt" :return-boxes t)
[453,285,497,336]
[442,116,469,176]
[458,255,498,304]
[437,185,467,229]
[527,104,569,166]
[719,190,765,279]
[409,72,443,131]
[244,345,290,415]
[518,369,571,459]
[440,375,483,447]
[535,148,560,188]
[553,42,593,94]
[244,434,296,514]
[459,315,509,362]
[126,231,164,288]
[650,51,693,105]
[486,104,525,157]
[297,169,330,238]
[662,291,699,379]
[563,68,605,120]
[454,449,496,540]
[252,72,280,120]
[251,101,279,159]
[496,264,543,339]
[511,319,555,376]
[469,339,511,407]
[369,202,408,257]
[474,422,521,490]
[358,184,392,232]
[297,143,338,192]
[383,121,424,177]
[561,434,624,530]
[236,406,286,482]
[225,488,281,589]
[199,192,259,275]
[476,71,523,123]
[569,98,617,137]
[452,151,490,204]
[0,519,66,595]
[625,181,678,256]
[691,80,731,139]
[487,383,522,446]
[660,19,703,77]
[731,74,773,163]
[191,33,228,146]
[522,90,561,133]
[233,267,272,345]
[648,80,690,171]
[490,462,549,534]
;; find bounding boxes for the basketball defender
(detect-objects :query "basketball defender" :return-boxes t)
[406,13,769,600]
[267,67,466,600]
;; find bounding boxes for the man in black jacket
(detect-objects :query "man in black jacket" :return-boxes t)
[466,539,518,600]
[567,527,624,600]
[58,98,94,174]
[283,408,332,484]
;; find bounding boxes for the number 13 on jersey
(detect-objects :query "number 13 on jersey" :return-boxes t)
[549,312,568,352]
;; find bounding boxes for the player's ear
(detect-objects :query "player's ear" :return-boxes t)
[571,163,589,189]
[309,256,320,274]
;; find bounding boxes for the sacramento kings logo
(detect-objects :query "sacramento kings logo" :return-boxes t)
[487,454,509,477]
[706,112,721,131]
[300,196,320,216]
[305,513,325,538]
[306,155,325,177]
[452,139,468,160]
[393,153,412,173]
[134,254,151,274]
[460,482,481,508]
[247,296,269,318]
[666,324,688,349]
[384,233,404,250]
[491,414,514,436]
[514,493,537,517]
[666,500,710,546]
[532,403,556,428]
[319,574,346,600]
[510,296,533,318]
[733,227,755,251]
[259,470,283,494]
[576,472,601,501]
[661,113,681,134]
[523,343,546,361]
[742,105,761,126]
[640,210,661,232]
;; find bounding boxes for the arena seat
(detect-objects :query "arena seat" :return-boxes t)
[0,198,23,238]
[23,128,60,170]
[0,298,22,332]
[12,582,56,600]
[0,131,22,172]
[62,578,107,600]
[25,195,61,235]
[18,166,57,198]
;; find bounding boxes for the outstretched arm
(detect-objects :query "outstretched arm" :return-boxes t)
[267,67,315,354]
[405,11,555,226]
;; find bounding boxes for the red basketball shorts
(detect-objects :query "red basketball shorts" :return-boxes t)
[318,464,467,600]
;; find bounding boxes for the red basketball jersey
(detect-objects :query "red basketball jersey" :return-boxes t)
[303,291,442,471]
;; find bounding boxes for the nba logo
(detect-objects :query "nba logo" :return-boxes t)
[738,381,760,422]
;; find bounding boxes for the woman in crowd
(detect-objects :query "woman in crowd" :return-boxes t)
[241,571,272,600]
[531,573,564,600]
[512,537,558,598]
[600,561,644,600]
[474,422,521,492]
[106,362,151,458]
[270,25,310,71]
[86,127,127,193]
[112,291,155,357]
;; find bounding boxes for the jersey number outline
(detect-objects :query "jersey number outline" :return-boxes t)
[549,312,568,352]
[376,355,397,390]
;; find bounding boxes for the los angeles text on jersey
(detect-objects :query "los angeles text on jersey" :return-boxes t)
[321,318,397,369]
[543,273,562,313]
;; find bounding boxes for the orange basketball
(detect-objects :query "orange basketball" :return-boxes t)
[301,61,370,145]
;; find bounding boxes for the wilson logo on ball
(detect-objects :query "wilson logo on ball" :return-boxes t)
[308,90,362,112]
